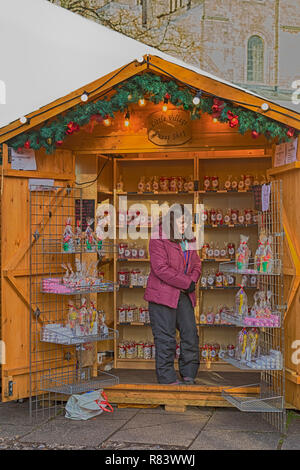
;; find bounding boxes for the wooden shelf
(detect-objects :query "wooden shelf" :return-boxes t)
[204,223,258,229]
[200,258,233,262]
[118,258,150,262]
[199,286,257,290]
[119,285,146,289]
[115,189,256,196]
[116,191,194,196]
[98,189,113,195]
[197,324,238,327]
[267,161,300,177]
[199,189,253,194]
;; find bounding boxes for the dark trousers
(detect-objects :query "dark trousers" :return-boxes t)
[149,292,200,384]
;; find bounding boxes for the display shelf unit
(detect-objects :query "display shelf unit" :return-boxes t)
[29,185,119,419]
[216,181,285,431]
[104,154,285,430]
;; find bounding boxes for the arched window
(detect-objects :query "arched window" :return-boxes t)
[247,35,264,82]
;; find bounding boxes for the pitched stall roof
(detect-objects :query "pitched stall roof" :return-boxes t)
[0,0,299,145]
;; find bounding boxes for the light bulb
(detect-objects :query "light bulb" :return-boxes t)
[128,94,132,101]
[20,116,28,124]
[193,91,202,106]
[162,103,168,112]
[103,118,111,127]
[81,92,89,102]
[124,111,130,127]
[136,57,144,64]
[213,118,218,123]
[138,98,146,107]
[261,102,269,112]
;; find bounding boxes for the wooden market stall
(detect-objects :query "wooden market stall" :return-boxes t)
[0,54,300,422]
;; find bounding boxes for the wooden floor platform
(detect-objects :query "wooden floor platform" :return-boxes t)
[104,369,261,411]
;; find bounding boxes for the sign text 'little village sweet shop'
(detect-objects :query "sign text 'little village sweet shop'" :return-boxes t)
[147,110,192,146]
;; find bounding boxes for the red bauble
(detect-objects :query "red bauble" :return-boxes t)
[212,104,220,113]
[227,110,234,119]
[229,116,239,128]
[24,140,30,149]
[165,93,171,100]
[213,98,224,107]
[56,140,63,146]
[287,127,295,138]
[17,147,23,152]
[251,130,260,139]
[212,98,225,118]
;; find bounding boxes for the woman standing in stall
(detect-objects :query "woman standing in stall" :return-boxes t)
[144,204,201,385]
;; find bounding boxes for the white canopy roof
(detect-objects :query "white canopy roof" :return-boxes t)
[0,0,295,128]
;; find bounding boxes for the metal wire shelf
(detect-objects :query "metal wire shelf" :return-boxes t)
[219,259,282,276]
[222,384,284,413]
[222,355,283,371]
[221,311,281,328]
[40,369,119,395]
[38,238,118,256]
[204,223,258,229]
[40,326,118,345]
[41,279,119,295]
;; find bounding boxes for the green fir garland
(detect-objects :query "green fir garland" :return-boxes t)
[8,73,297,154]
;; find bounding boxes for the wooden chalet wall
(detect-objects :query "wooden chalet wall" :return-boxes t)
[0,145,75,401]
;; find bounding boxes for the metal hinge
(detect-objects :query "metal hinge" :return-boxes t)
[33,307,41,319]
[33,230,40,242]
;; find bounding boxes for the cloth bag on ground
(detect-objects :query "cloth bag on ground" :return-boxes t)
[65,389,113,420]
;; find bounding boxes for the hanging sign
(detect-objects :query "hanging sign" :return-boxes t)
[274,137,298,167]
[147,110,192,146]
[75,199,95,231]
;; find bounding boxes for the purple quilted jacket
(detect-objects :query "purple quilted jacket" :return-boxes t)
[144,226,201,309]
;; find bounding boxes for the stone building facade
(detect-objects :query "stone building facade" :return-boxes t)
[52,0,300,104]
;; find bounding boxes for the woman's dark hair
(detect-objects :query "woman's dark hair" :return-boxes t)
[160,203,193,243]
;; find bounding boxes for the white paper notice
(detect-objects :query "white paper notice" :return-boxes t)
[262,184,271,212]
[274,142,286,167]
[11,148,37,170]
[285,138,298,164]
[29,179,55,191]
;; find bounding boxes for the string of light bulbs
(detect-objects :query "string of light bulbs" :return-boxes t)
[0,58,300,153]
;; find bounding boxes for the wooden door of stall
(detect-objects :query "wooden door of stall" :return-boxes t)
[1,145,75,401]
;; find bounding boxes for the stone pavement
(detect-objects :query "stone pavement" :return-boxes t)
[0,400,299,450]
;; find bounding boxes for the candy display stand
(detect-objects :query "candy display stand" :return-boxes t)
[29,185,119,418]
[218,181,286,430]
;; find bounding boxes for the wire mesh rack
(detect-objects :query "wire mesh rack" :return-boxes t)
[29,185,119,419]
[40,325,118,345]
[222,384,284,413]
[40,368,119,395]
[40,279,119,295]
[39,237,118,257]
[219,259,282,276]
[221,355,283,371]
[219,181,286,432]
[221,310,281,328]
